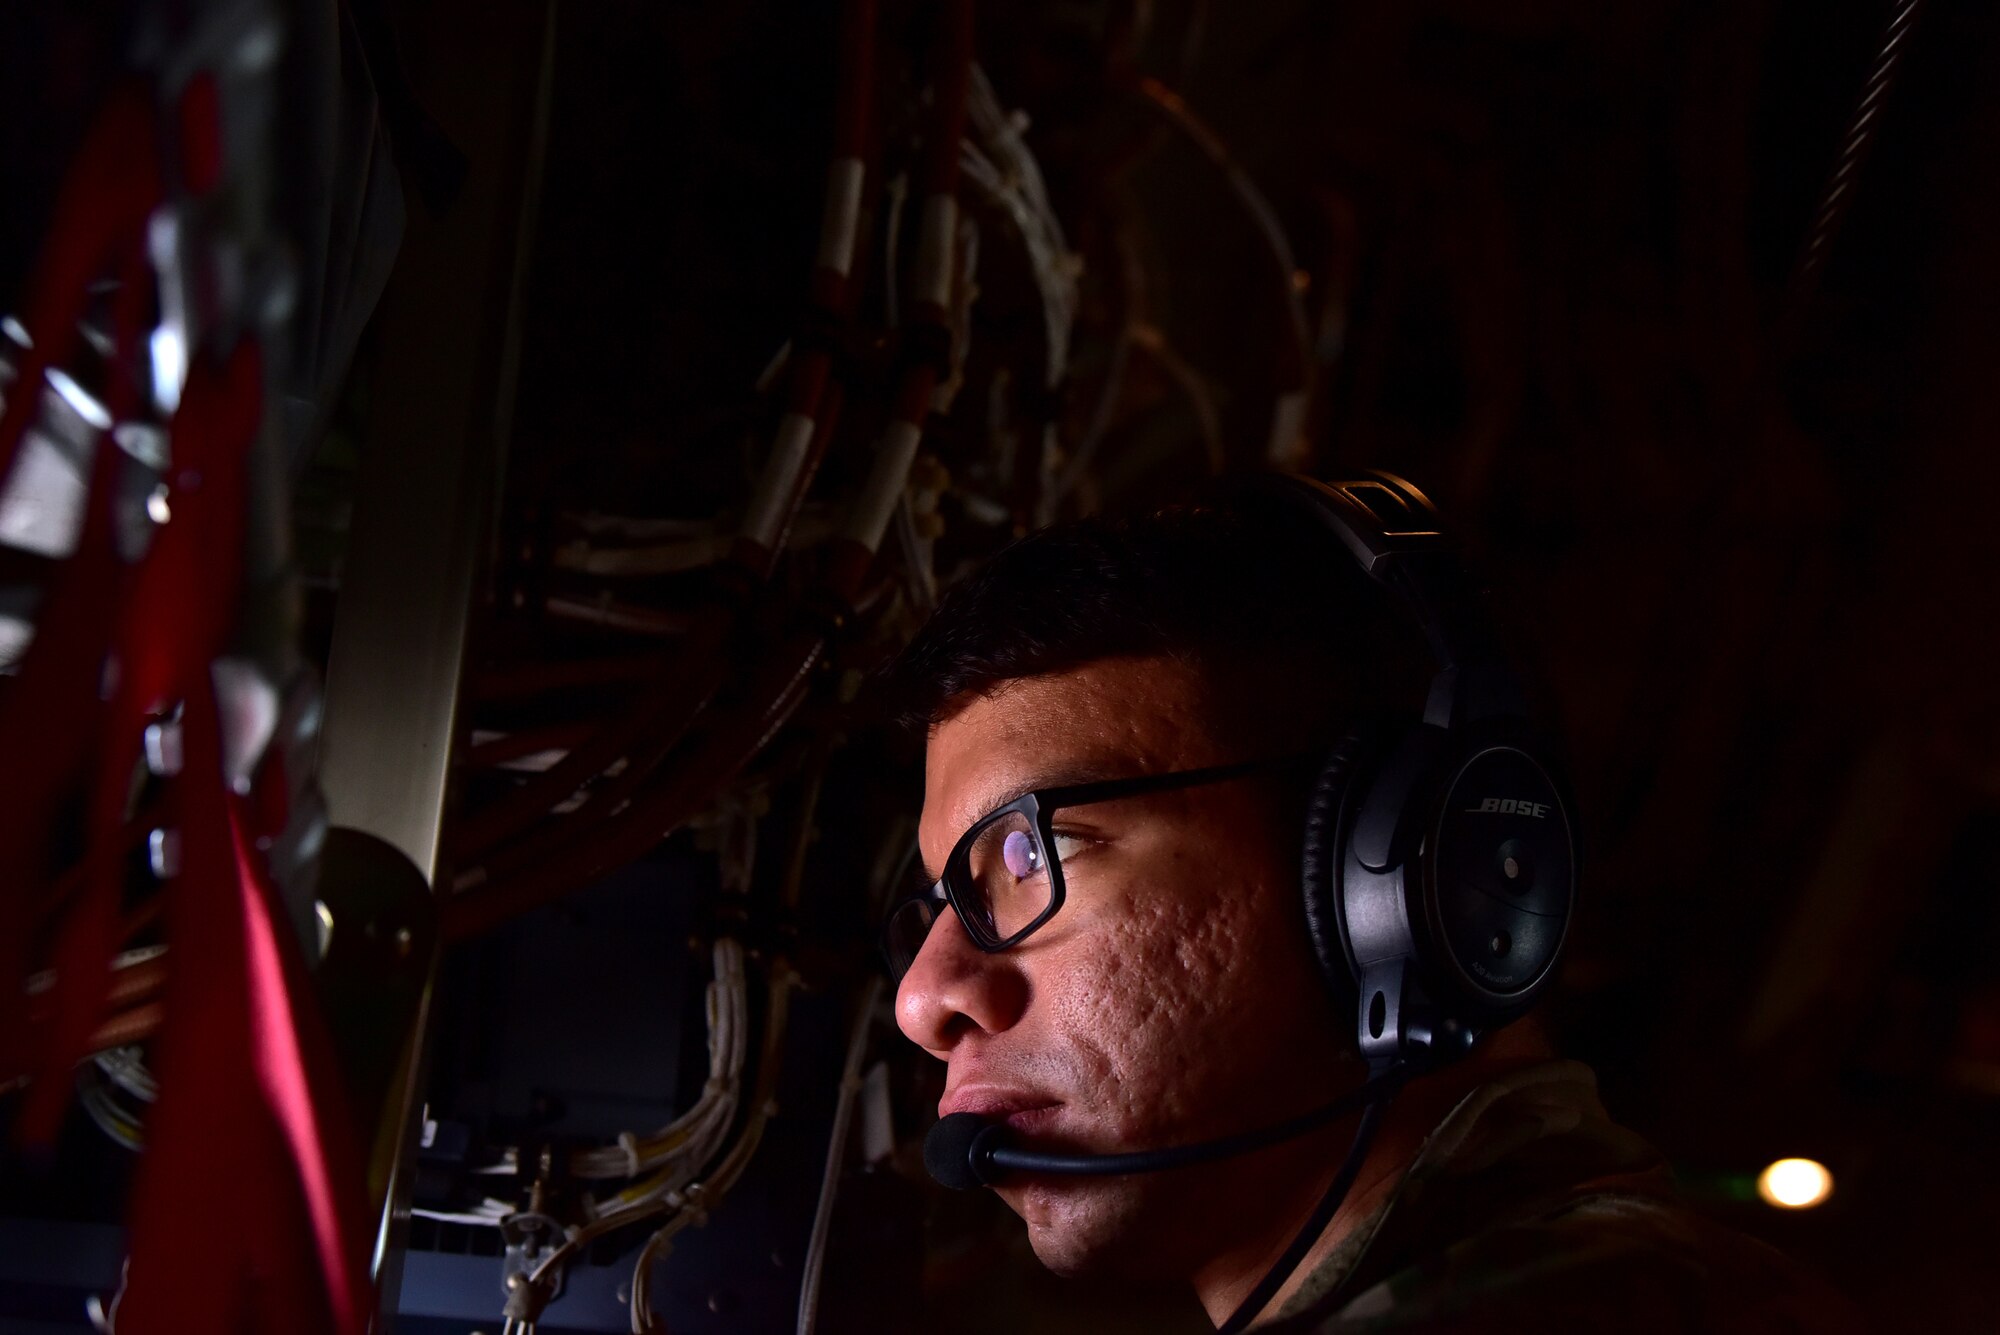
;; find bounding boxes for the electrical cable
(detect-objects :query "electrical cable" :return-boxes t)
[451,0,883,871]
[1132,75,1314,467]
[466,723,597,771]
[411,1200,514,1227]
[571,940,748,1187]
[627,969,795,1334]
[447,0,976,940]
[795,975,883,1335]
[444,627,826,939]
[962,65,1076,395]
[1129,320,1225,472]
[1043,220,1143,519]
[1217,1092,1393,1335]
[1779,0,1928,353]
[502,966,794,1334]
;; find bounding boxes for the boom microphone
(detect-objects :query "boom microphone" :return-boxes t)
[923,1072,1400,1191]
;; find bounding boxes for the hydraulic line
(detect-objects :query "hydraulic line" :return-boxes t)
[832,0,972,578]
[447,0,976,940]
[465,723,597,770]
[795,975,882,1335]
[461,394,846,894]
[444,620,829,940]
[453,0,880,867]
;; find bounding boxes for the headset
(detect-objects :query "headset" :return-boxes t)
[1279,470,1577,1073]
[924,471,1578,1331]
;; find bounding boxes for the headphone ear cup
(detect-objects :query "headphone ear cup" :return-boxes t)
[1300,732,1370,1005]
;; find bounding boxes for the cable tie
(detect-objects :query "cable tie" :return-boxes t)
[618,1132,643,1178]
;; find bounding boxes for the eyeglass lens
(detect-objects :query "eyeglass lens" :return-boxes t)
[883,896,936,980]
[959,809,1054,941]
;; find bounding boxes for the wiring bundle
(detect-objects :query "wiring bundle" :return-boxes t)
[1,0,1365,1330]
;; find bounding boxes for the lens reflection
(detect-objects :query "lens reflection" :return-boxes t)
[963,810,1053,939]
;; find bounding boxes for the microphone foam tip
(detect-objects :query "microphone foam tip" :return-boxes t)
[924,1112,993,1191]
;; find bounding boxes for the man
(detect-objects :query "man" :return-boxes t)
[880,491,1860,1331]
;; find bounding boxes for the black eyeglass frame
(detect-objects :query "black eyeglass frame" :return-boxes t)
[884,755,1295,976]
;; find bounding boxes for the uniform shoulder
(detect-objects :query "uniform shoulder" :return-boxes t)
[1300,1188,1865,1334]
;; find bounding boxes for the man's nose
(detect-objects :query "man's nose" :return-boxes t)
[894,906,1030,1056]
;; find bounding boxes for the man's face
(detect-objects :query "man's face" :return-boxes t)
[895,653,1347,1280]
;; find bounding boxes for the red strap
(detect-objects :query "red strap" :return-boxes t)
[0,87,161,1085]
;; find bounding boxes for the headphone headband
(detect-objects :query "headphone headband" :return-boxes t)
[1245,471,1527,727]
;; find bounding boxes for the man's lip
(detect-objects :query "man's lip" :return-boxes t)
[940,1087,1062,1128]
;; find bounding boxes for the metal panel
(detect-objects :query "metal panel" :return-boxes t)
[317,0,553,886]
[311,1,557,1324]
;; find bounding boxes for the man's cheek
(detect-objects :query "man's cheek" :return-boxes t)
[1087,909,1237,1091]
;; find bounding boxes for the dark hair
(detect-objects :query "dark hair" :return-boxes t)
[881,492,1430,744]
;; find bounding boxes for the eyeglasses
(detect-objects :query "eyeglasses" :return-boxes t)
[881,756,1288,981]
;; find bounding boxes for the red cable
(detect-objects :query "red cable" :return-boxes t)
[0,86,162,1089]
[1,72,371,1329]
[46,322,259,1147]
[119,673,368,1335]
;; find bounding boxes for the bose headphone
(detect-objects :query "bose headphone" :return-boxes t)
[1255,471,1579,1075]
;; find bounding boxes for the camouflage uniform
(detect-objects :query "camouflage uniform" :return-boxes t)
[1270,1061,1863,1334]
